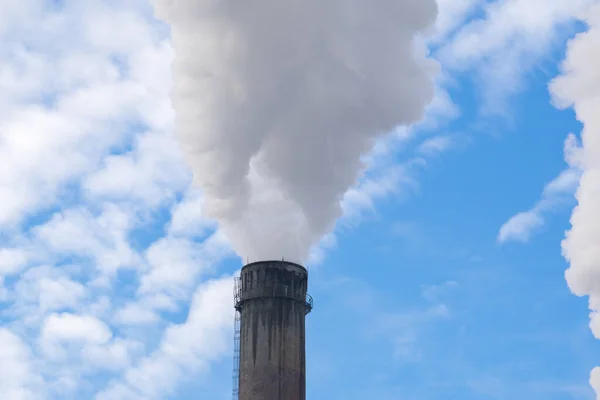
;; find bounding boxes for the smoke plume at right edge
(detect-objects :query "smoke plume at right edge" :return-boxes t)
[151,0,439,262]
[549,4,600,397]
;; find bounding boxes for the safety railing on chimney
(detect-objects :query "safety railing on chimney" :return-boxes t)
[234,277,313,315]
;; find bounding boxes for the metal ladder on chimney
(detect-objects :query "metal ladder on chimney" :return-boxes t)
[232,310,241,400]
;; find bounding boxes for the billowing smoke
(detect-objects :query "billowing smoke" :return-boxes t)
[152,0,438,262]
[549,4,600,396]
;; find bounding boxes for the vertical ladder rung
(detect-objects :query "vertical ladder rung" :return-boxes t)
[232,309,241,400]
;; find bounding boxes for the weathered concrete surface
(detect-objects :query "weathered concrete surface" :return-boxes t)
[238,261,309,400]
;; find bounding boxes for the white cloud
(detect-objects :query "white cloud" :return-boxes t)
[114,302,161,326]
[168,189,215,238]
[33,205,140,276]
[82,339,144,372]
[114,294,178,327]
[0,1,249,399]
[0,0,171,231]
[41,313,112,348]
[96,276,234,400]
[0,2,235,397]
[431,0,484,42]
[421,280,459,302]
[139,231,232,297]
[498,210,546,243]
[437,0,594,110]
[341,162,422,221]
[543,165,582,196]
[498,135,581,244]
[0,248,29,276]
[84,131,189,208]
[547,3,600,395]
[11,266,87,322]
[418,135,455,156]
[0,329,40,400]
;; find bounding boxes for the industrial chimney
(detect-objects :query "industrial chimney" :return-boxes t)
[233,260,313,400]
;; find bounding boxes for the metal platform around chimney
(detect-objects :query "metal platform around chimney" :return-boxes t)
[234,277,313,315]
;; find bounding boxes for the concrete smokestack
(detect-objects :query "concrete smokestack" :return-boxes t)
[234,260,313,400]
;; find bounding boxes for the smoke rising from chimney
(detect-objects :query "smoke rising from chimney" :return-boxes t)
[152,0,439,262]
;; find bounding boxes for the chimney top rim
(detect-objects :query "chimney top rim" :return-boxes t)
[242,260,307,273]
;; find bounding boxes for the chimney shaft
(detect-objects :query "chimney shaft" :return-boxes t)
[235,260,312,400]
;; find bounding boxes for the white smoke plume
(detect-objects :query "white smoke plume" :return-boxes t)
[151,0,438,262]
[549,4,600,396]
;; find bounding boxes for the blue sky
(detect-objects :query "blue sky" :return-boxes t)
[1,0,600,400]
